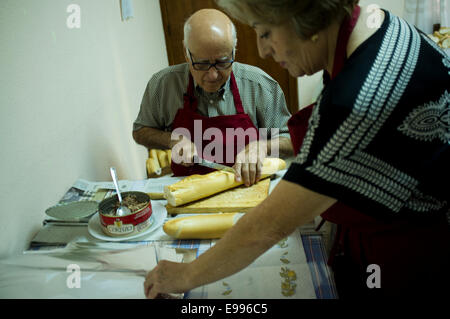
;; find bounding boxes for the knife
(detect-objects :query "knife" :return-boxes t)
[194,156,236,174]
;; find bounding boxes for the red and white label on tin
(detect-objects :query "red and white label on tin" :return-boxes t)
[107,220,134,235]
[101,205,153,235]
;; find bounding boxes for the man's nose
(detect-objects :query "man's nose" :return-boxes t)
[206,66,219,80]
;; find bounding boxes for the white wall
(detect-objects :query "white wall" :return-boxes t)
[359,0,405,17]
[297,0,405,109]
[0,0,168,257]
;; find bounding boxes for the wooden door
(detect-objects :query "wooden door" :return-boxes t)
[159,0,299,114]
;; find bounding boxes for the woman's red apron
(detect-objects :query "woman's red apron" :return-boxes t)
[287,6,450,296]
[171,72,258,176]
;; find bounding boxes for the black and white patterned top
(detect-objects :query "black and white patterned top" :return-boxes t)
[133,62,291,139]
[283,11,450,220]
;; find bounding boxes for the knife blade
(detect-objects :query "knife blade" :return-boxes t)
[194,156,236,174]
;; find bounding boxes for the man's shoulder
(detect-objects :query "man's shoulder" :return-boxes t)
[149,63,189,84]
[232,62,280,88]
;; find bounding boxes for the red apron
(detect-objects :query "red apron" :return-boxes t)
[287,6,450,297]
[171,72,258,176]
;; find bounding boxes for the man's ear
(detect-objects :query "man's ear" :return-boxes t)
[182,43,189,63]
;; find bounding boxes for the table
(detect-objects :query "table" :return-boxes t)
[24,173,337,299]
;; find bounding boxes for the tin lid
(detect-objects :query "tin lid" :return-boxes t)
[45,201,99,221]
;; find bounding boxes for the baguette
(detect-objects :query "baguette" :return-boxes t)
[146,156,162,176]
[166,178,270,214]
[148,149,162,176]
[164,157,286,207]
[163,213,242,239]
[149,149,158,160]
[147,192,165,200]
[156,149,169,168]
[167,149,172,166]
[259,157,287,175]
[429,27,450,48]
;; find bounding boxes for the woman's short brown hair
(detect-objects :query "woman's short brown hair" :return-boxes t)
[217,0,359,39]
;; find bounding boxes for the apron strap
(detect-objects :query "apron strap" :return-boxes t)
[183,73,198,111]
[230,72,245,114]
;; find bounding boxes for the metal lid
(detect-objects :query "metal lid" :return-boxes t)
[45,201,98,221]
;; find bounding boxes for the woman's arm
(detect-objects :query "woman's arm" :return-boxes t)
[144,179,336,298]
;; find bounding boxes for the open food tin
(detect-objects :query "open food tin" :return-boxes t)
[98,191,152,237]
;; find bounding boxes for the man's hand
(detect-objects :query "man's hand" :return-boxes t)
[234,140,267,187]
[144,260,193,299]
[171,135,198,167]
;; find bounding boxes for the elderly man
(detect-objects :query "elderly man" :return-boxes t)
[133,9,293,185]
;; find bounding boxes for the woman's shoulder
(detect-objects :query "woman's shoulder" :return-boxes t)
[327,8,448,108]
[347,5,387,58]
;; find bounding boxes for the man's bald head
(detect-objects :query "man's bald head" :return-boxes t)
[183,9,237,54]
[182,9,237,93]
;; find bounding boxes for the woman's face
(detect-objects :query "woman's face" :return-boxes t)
[252,21,328,77]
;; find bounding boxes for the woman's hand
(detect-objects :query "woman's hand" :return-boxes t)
[143,180,337,299]
[143,260,193,299]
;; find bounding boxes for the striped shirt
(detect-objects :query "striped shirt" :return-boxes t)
[283,11,450,219]
[133,62,291,139]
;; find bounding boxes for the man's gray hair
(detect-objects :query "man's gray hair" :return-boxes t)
[183,14,238,55]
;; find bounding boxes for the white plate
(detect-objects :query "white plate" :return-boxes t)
[45,201,98,220]
[88,201,167,242]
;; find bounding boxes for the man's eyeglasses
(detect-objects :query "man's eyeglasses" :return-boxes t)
[188,49,234,71]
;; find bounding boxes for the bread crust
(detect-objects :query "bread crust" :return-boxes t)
[166,178,270,214]
[163,213,241,239]
[164,157,286,207]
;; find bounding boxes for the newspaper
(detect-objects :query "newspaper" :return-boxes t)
[32,175,184,246]
[44,175,184,223]
[58,175,184,206]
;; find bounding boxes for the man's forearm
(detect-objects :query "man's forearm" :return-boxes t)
[132,127,174,150]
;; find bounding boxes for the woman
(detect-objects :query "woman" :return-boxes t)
[144,0,449,298]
